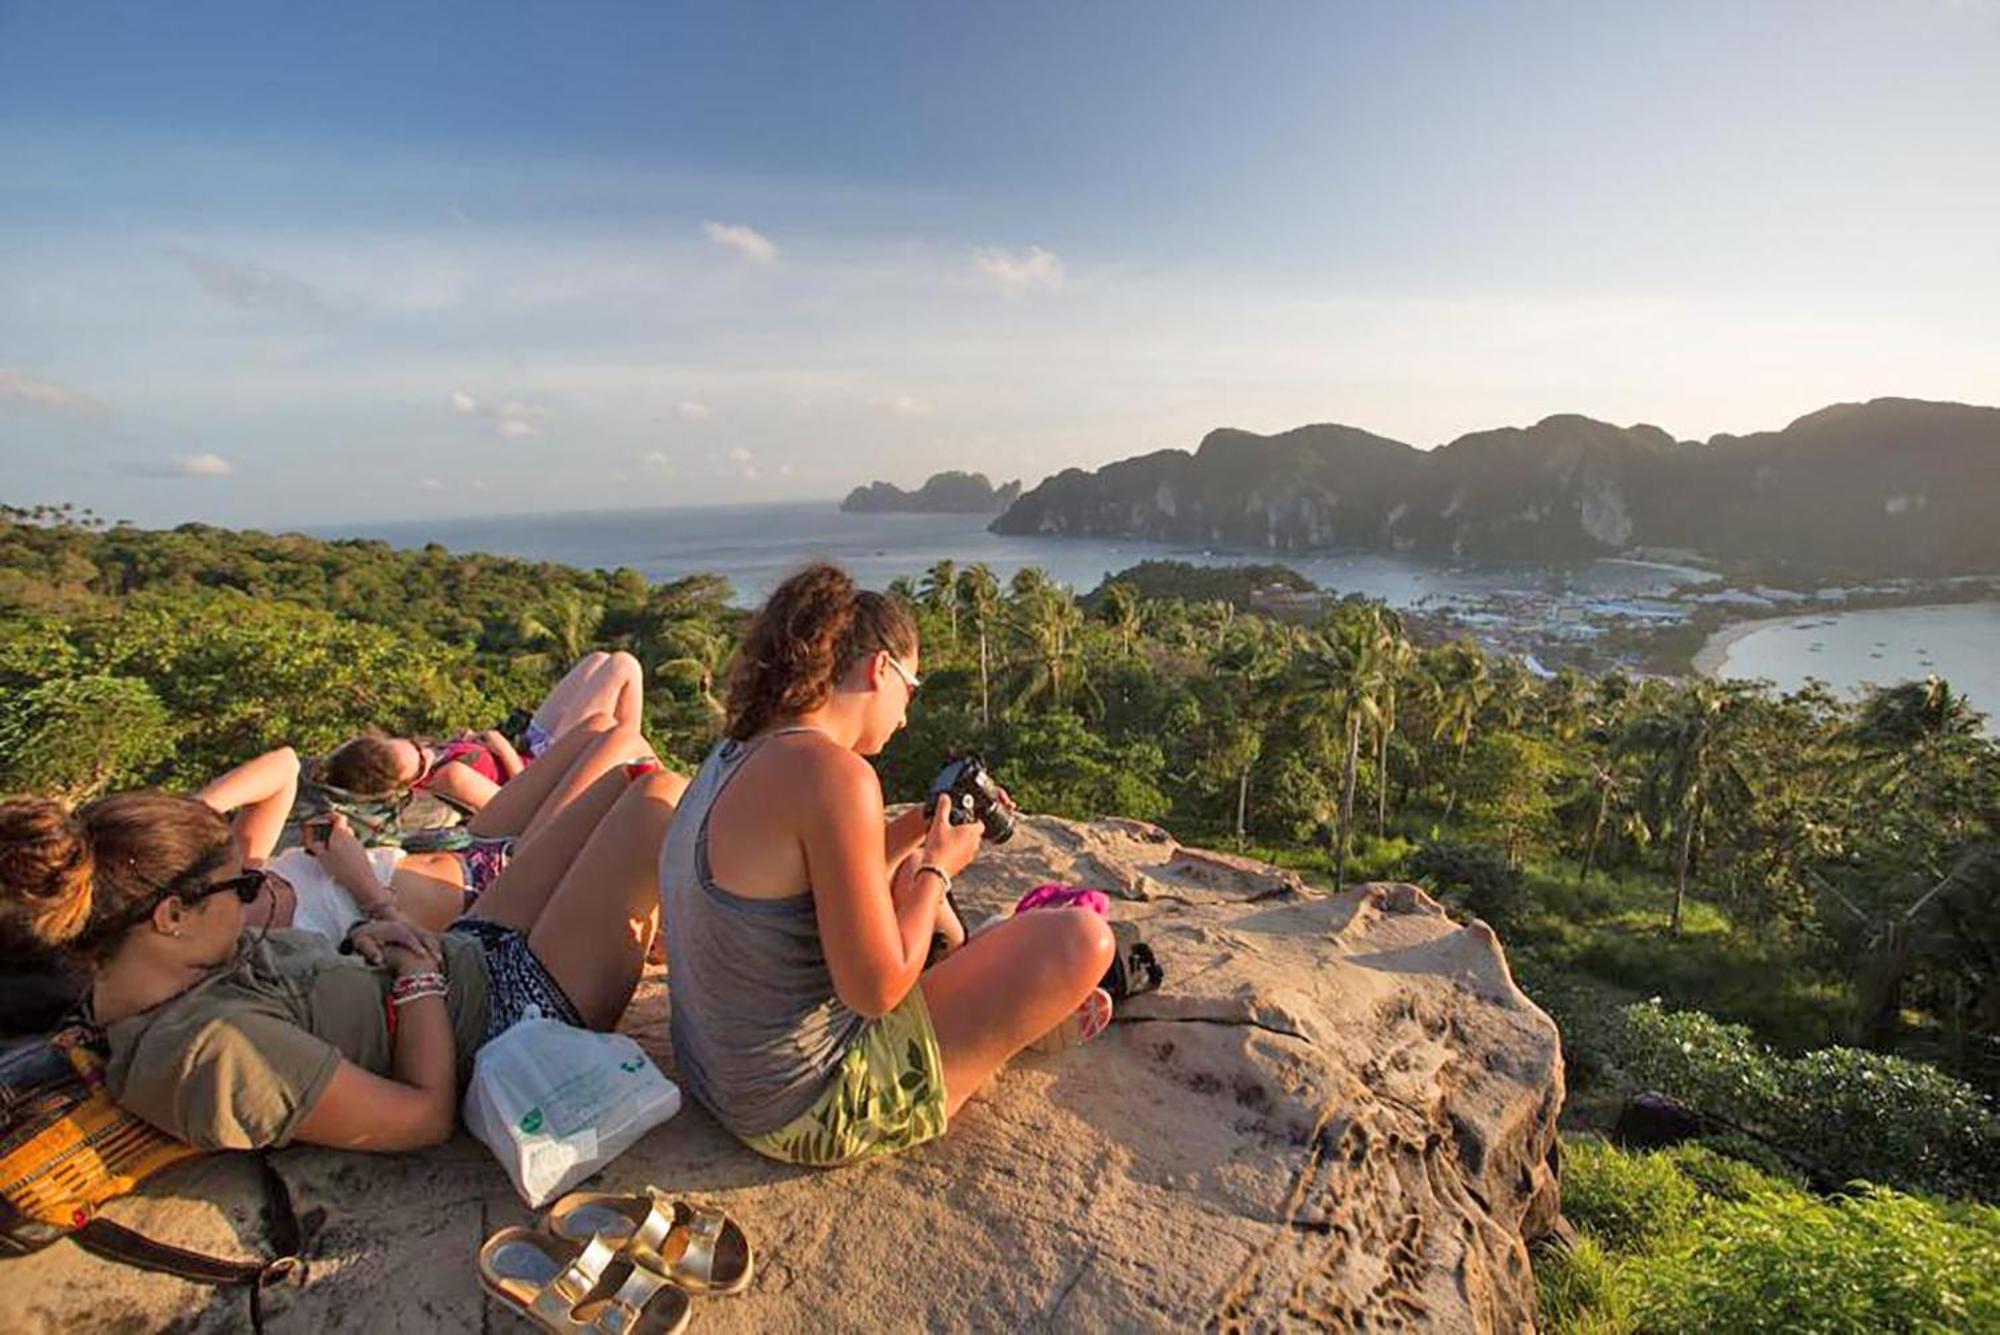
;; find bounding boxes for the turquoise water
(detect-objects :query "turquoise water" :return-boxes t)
[311,500,1695,608]
[1705,602,2000,735]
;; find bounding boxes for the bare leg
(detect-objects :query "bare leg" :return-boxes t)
[525,774,681,1029]
[464,767,636,932]
[516,726,677,844]
[918,909,1114,1118]
[532,651,645,738]
[466,715,635,841]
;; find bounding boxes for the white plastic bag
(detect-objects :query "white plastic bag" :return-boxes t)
[463,1015,681,1207]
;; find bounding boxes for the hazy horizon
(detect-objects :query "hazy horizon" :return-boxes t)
[4,1,1997,528]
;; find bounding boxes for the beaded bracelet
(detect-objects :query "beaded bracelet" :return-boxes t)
[389,984,447,1008]
[390,970,447,999]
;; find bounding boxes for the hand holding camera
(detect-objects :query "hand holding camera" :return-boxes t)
[927,754,1016,845]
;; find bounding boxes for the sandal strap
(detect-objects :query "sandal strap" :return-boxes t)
[529,1234,619,1328]
[627,1195,680,1259]
[592,1265,676,1335]
[675,1205,728,1286]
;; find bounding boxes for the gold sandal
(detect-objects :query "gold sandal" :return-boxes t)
[477,1227,691,1334]
[545,1187,754,1296]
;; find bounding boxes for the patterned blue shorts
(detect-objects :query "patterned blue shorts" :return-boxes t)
[448,916,585,1035]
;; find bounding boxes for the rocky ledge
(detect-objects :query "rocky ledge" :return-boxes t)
[2,816,1564,1333]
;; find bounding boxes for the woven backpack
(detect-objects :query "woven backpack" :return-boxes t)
[0,1023,302,1327]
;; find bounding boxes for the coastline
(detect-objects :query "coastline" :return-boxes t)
[1690,615,1781,677]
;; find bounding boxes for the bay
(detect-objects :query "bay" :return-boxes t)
[1698,602,2000,735]
[309,499,1696,608]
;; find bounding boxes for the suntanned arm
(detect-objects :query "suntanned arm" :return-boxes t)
[806,749,979,1018]
[194,746,299,865]
[293,941,457,1150]
[308,819,397,919]
[479,730,526,781]
[884,804,928,867]
[425,760,501,812]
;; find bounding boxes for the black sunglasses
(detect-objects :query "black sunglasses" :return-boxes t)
[107,866,266,937]
[184,869,270,907]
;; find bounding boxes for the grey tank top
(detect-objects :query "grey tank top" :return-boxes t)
[658,729,868,1137]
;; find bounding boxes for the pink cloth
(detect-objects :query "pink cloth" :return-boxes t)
[1013,884,1111,918]
[415,738,505,789]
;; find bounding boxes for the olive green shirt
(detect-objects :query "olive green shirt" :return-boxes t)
[99,929,491,1150]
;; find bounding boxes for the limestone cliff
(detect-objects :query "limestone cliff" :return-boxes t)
[841,471,1022,514]
[990,398,2000,576]
[3,816,1565,1333]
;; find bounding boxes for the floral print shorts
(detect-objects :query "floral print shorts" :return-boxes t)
[739,986,949,1168]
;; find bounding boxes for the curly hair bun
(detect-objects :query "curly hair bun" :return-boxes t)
[724,562,916,740]
[0,798,96,950]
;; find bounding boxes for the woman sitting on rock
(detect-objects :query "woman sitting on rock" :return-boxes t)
[318,650,648,815]
[0,757,678,1152]
[660,563,1114,1167]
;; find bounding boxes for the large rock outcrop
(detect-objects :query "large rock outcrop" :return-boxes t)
[989,397,2000,576]
[0,816,1564,1333]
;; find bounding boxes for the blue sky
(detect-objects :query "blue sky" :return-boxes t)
[3,0,1996,526]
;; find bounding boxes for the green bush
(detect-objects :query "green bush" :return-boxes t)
[1547,1135,2000,1334]
[1560,1137,1700,1251]
[1634,1186,2000,1333]
[0,675,176,800]
[1534,1233,1635,1335]
[1615,1001,1784,1118]
[1409,838,1526,929]
[1612,1001,2000,1199]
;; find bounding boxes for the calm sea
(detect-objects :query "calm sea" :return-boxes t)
[310,499,1691,608]
[1704,602,2000,735]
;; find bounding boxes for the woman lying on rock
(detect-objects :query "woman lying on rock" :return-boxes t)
[0,760,679,1152]
[660,563,1115,1167]
[220,720,685,922]
[318,649,647,815]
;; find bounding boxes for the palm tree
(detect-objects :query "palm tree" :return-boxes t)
[1009,583,1086,713]
[920,559,959,655]
[1631,680,1751,934]
[957,563,1002,730]
[1210,624,1291,845]
[1370,611,1416,838]
[1425,640,1490,818]
[651,620,732,717]
[518,590,605,663]
[1576,757,1643,885]
[1097,581,1142,662]
[1295,608,1389,892]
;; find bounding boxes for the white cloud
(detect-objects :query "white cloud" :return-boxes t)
[176,251,323,314]
[779,464,795,478]
[171,452,233,477]
[874,392,934,419]
[713,445,760,481]
[973,245,1066,297]
[0,367,113,423]
[702,221,778,266]
[449,394,548,439]
[675,400,713,422]
[419,476,445,490]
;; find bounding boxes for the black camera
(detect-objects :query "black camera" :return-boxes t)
[927,754,1015,844]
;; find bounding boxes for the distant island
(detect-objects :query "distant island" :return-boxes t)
[990,398,2000,579]
[842,470,1022,514]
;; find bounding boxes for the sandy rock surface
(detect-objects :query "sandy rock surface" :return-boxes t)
[0,815,1563,1333]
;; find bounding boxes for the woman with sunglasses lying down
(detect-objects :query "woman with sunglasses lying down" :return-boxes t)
[0,762,679,1153]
